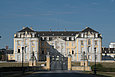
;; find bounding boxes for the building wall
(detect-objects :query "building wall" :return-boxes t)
[13,27,102,62]
[14,38,39,62]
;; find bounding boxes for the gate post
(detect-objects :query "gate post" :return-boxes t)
[68,54,72,70]
[46,53,50,70]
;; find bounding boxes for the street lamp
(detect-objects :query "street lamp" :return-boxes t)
[22,46,27,73]
[22,47,24,74]
[94,47,97,75]
[83,51,85,71]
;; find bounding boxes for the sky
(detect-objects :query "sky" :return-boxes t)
[0,0,115,49]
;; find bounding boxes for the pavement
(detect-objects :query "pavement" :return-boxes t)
[25,70,97,77]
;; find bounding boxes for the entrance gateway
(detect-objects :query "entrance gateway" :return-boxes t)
[50,55,68,70]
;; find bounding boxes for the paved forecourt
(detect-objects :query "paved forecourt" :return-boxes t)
[26,70,95,77]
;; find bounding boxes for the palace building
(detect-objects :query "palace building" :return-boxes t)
[12,27,102,62]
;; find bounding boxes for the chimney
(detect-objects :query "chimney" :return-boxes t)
[23,27,25,29]
[6,46,8,50]
[30,27,33,30]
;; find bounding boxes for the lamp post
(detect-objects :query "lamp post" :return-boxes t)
[94,47,97,75]
[22,47,24,74]
[22,45,27,74]
[83,51,85,71]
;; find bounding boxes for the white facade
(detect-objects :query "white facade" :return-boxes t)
[13,27,102,62]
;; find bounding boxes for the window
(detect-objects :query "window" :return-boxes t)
[32,41,34,45]
[41,42,44,46]
[49,37,52,41]
[69,37,71,40]
[41,48,44,54]
[81,40,83,45]
[95,40,98,45]
[44,37,46,41]
[18,33,20,37]
[67,48,70,54]
[72,50,74,54]
[88,55,90,59]
[88,39,91,45]
[88,46,91,52]
[32,33,34,37]
[72,42,74,46]
[47,37,49,41]
[81,33,83,37]
[17,41,20,45]
[61,43,63,48]
[42,37,44,41]
[81,47,84,53]
[95,33,98,37]
[42,51,44,54]
[67,42,69,46]
[18,49,20,53]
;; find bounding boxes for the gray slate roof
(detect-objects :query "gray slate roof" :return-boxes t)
[37,31,80,36]
[18,27,35,32]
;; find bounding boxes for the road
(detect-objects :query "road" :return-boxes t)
[26,70,96,77]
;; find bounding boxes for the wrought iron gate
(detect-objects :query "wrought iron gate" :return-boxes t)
[50,55,68,70]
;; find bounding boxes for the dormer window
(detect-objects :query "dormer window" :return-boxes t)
[67,37,69,40]
[81,33,83,37]
[109,51,111,53]
[72,37,74,40]
[42,37,44,40]
[18,33,20,37]
[47,37,49,41]
[32,33,34,37]
[95,33,98,38]
[105,51,107,53]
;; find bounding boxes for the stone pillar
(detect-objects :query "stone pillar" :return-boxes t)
[80,60,88,66]
[46,54,50,70]
[29,61,33,66]
[68,54,72,70]
[29,52,37,67]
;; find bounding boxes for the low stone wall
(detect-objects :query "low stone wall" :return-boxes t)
[72,66,91,71]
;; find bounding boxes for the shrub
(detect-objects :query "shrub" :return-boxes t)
[91,63,103,71]
[91,63,115,72]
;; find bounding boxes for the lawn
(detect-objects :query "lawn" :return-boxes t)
[0,62,46,67]
[83,71,115,77]
[72,61,115,68]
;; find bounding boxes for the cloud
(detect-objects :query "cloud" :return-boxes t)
[112,0,114,2]
[23,14,32,16]
[40,14,53,16]
[91,2,99,5]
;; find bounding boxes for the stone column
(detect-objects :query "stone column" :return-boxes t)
[46,54,50,70]
[68,54,72,70]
